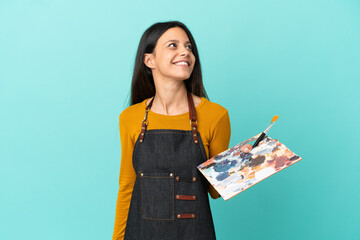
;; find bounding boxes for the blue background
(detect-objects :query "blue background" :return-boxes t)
[1,0,359,239]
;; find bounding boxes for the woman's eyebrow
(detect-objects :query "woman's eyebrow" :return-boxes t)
[163,40,191,45]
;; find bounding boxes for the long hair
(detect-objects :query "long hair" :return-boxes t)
[129,21,209,106]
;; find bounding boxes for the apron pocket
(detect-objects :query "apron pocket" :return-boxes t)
[140,172,175,220]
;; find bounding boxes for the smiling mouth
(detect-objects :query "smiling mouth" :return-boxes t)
[173,61,190,67]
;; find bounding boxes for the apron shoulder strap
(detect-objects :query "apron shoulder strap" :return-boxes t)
[187,91,199,144]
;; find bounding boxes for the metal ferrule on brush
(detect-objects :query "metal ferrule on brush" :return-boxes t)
[264,122,276,134]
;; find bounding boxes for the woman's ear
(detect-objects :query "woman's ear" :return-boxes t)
[144,53,155,69]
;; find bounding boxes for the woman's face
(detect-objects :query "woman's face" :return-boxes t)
[144,27,196,82]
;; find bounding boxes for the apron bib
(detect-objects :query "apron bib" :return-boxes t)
[124,91,216,240]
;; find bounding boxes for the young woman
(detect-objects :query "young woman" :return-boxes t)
[112,21,252,240]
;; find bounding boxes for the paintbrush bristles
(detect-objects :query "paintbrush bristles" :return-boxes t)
[271,115,279,122]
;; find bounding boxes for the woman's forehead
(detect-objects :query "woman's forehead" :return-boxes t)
[158,27,190,44]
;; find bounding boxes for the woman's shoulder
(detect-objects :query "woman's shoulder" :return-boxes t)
[119,98,148,122]
[200,97,229,116]
[198,97,229,129]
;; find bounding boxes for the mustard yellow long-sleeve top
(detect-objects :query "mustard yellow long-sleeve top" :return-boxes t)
[112,96,231,240]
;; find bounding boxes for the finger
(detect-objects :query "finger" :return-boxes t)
[241,144,252,153]
[241,146,250,153]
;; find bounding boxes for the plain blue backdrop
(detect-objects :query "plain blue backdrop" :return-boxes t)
[1,0,359,239]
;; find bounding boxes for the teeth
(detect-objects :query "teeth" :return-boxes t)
[174,61,188,66]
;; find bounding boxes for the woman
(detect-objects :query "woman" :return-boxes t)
[112,21,252,240]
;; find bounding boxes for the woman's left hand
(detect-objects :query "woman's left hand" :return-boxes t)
[240,144,252,153]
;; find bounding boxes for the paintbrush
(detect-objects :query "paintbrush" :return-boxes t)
[252,115,279,148]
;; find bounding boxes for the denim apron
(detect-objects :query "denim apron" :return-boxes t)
[124,91,217,240]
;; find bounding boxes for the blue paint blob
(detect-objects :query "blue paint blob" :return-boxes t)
[213,159,237,172]
[216,172,230,181]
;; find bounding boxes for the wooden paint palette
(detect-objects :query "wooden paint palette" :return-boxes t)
[197,133,302,201]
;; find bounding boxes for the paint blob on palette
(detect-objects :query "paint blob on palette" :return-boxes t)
[197,134,302,201]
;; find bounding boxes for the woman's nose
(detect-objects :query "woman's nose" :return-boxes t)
[179,46,190,56]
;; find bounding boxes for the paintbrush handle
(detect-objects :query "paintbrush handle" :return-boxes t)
[252,132,266,148]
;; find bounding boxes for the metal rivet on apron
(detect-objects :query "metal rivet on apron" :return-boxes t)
[141,133,144,135]
[177,214,181,219]
[170,173,173,177]
[192,127,196,130]
[176,195,179,199]
[140,173,143,176]
[192,214,195,218]
[194,140,198,143]
[193,134,196,137]
[192,177,197,182]
[193,196,196,200]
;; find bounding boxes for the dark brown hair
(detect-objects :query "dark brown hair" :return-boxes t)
[128,21,209,106]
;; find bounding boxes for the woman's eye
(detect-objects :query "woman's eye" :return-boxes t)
[168,43,192,50]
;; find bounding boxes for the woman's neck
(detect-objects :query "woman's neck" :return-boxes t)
[150,82,189,116]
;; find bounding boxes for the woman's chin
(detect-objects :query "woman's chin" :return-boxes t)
[171,72,192,81]
[176,76,191,81]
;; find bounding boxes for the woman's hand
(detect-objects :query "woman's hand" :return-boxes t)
[240,144,252,153]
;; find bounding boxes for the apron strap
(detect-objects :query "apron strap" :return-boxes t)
[187,91,199,144]
[139,91,198,144]
[139,97,154,143]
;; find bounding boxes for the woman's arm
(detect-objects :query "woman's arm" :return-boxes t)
[112,114,136,240]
